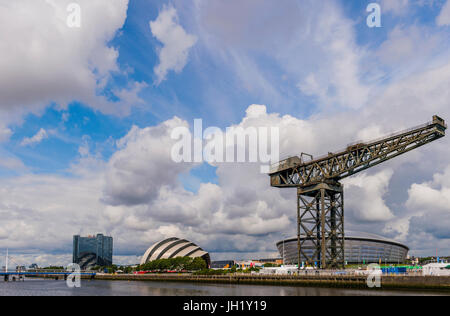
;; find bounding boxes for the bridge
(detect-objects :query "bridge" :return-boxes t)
[1,271,96,282]
[1,249,96,281]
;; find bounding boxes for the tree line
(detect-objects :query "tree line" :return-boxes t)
[136,257,207,272]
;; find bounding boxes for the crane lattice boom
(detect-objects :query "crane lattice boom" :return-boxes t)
[270,115,447,188]
[269,115,446,269]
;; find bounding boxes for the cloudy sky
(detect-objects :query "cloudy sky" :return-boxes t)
[0,0,450,267]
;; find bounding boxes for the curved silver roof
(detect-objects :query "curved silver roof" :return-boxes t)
[346,231,400,244]
[140,237,210,265]
[277,230,409,250]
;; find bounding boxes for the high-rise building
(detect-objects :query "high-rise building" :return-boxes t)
[73,234,113,269]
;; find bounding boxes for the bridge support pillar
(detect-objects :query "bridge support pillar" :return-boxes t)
[297,182,345,269]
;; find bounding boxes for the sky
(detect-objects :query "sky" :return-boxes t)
[0,0,450,267]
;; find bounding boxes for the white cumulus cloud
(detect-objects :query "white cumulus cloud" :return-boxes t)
[0,0,145,121]
[437,0,450,26]
[0,126,12,143]
[20,128,48,146]
[103,117,194,206]
[406,167,450,242]
[344,170,395,222]
[150,6,197,84]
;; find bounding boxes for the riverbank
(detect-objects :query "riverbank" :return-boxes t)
[92,273,450,291]
[3,278,445,296]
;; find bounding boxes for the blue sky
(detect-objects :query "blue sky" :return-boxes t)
[10,0,446,172]
[1,0,450,266]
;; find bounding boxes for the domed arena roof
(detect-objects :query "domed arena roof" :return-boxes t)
[140,237,211,266]
[276,230,408,250]
[344,231,408,249]
[275,231,409,264]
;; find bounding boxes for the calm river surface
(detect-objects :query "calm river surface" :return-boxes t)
[0,279,448,296]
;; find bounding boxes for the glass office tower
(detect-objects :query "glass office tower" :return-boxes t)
[73,234,113,269]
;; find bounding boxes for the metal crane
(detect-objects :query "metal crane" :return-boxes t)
[269,115,447,269]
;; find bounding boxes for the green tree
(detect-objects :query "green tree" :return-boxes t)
[190,257,207,271]
[137,257,207,272]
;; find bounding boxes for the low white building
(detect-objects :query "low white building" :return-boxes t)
[422,263,450,276]
[258,265,299,275]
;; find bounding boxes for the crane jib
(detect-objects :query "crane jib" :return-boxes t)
[269,115,447,188]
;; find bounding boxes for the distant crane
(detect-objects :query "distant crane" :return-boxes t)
[269,115,447,269]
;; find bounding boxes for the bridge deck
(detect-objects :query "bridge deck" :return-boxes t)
[0,272,96,276]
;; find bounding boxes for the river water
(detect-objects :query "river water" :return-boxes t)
[0,278,448,296]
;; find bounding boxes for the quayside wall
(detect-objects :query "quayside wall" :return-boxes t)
[92,273,450,291]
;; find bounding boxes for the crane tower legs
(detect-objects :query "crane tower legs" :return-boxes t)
[297,182,345,269]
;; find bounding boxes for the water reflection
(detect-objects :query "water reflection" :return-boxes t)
[0,279,447,296]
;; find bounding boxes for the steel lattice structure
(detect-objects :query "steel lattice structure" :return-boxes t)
[269,115,447,269]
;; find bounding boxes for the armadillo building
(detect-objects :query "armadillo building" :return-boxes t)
[140,237,211,267]
[277,231,409,265]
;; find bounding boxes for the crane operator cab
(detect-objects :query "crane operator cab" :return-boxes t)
[432,115,447,135]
